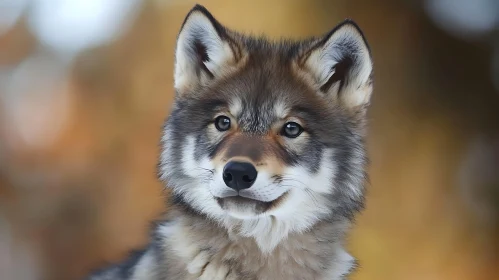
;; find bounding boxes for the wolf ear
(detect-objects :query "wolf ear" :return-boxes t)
[298,20,373,109]
[174,5,244,94]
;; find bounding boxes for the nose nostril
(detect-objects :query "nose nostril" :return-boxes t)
[223,173,233,182]
[242,175,253,183]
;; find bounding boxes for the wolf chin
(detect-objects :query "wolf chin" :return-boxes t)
[90,4,373,280]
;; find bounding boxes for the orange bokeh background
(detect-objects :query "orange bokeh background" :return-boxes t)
[1,1,498,279]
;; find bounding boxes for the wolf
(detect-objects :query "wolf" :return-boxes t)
[89,4,373,280]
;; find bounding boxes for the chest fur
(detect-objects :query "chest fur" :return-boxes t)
[162,220,354,280]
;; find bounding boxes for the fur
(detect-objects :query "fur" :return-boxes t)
[89,4,373,280]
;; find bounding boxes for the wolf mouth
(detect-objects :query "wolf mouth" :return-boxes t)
[215,192,289,215]
[216,196,270,206]
[212,186,282,202]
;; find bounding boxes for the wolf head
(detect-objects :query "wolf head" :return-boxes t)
[159,5,373,252]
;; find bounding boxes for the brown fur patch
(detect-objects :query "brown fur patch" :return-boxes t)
[212,132,288,176]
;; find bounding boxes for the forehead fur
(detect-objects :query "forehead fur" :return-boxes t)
[189,37,336,128]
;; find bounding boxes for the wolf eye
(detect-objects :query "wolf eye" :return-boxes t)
[215,116,231,131]
[282,122,303,138]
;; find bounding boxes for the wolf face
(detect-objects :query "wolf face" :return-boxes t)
[159,5,373,251]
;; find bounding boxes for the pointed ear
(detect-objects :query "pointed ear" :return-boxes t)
[297,20,373,110]
[174,5,245,94]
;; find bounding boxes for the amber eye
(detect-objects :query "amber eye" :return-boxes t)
[215,116,231,131]
[281,122,303,138]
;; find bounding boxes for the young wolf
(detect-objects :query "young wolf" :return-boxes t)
[90,4,373,280]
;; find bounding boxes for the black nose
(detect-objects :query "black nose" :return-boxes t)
[223,161,258,191]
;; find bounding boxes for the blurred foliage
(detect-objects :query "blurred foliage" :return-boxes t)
[0,0,498,279]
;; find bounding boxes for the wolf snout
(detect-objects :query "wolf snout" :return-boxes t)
[222,161,258,191]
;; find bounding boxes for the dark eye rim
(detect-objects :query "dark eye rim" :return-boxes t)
[214,115,231,131]
[281,121,304,138]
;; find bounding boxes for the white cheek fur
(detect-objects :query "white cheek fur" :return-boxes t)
[179,135,225,219]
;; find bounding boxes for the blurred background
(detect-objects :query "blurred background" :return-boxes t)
[0,0,498,279]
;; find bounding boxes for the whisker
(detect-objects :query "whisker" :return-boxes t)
[195,167,215,174]
[279,177,308,189]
